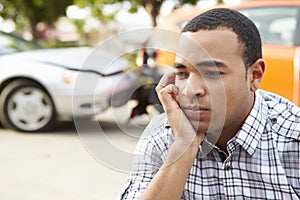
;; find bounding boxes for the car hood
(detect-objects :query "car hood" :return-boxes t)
[1,47,131,75]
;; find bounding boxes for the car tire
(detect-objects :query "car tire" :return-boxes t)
[0,79,56,132]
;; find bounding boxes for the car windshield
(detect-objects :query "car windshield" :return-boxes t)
[238,6,298,46]
[0,31,42,55]
[175,6,299,47]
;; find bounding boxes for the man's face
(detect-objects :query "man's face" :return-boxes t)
[174,29,255,137]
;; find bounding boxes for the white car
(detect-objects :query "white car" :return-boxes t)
[0,31,137,132]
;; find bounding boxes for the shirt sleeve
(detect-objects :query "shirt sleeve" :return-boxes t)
[118,114,172,200]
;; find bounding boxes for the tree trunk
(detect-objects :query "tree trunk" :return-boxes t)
[29,18,39,41]
[23,0,39,41]
[142,0,161,27]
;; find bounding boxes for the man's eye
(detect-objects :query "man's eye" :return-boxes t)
[175,72,188,79]
[205,71,221,76]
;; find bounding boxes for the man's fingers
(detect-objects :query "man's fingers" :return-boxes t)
[157,84,179,112]
[158,84,178,99]
[156,72,176,92]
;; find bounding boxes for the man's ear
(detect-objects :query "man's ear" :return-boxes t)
[248,59,265,92]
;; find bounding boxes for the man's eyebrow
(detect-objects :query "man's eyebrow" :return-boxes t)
[196,60,227,68]
[173,62,187,69]
[173,61,227,69]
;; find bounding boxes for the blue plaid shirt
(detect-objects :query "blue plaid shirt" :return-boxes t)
[119,90,300,199]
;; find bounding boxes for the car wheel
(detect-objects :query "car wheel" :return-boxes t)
[0,79,56,132]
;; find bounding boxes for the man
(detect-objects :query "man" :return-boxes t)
[119,8,300,199]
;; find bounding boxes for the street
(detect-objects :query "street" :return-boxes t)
[0,101,149,200]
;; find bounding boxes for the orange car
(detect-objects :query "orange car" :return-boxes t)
[155,1,300,106]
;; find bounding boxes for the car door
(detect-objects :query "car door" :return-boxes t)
[238,6,300,106]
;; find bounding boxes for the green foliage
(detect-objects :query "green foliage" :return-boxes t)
[1,0,72,24]
[0,0,73,40]
[0,0,223,42]
[72,0,211,26]
[73,0,123,22]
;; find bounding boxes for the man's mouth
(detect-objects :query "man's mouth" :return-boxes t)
[181,105,209,120]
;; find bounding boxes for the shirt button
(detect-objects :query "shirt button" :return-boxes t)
[225,164,231,171]
[271,118,277,124]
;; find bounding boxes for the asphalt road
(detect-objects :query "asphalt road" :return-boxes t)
[0,101,152,200]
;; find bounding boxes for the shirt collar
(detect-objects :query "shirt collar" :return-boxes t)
[261,90,300,140]
[232,91,268,156]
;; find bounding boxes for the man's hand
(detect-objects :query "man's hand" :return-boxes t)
[156,72,205,165]
[139,72,205,200]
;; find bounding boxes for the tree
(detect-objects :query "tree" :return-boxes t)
[0,0,73,40]
[140,0,199,26]
[73,0,201,27]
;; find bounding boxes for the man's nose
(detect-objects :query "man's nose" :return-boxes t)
[182,74,206,98]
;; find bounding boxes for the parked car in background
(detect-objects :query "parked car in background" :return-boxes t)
[156,0,300,106]
[0,31,137,132]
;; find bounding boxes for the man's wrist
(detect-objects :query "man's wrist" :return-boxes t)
[163,138,200,167]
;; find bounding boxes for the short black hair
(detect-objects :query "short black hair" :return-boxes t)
[182,8,262,68]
